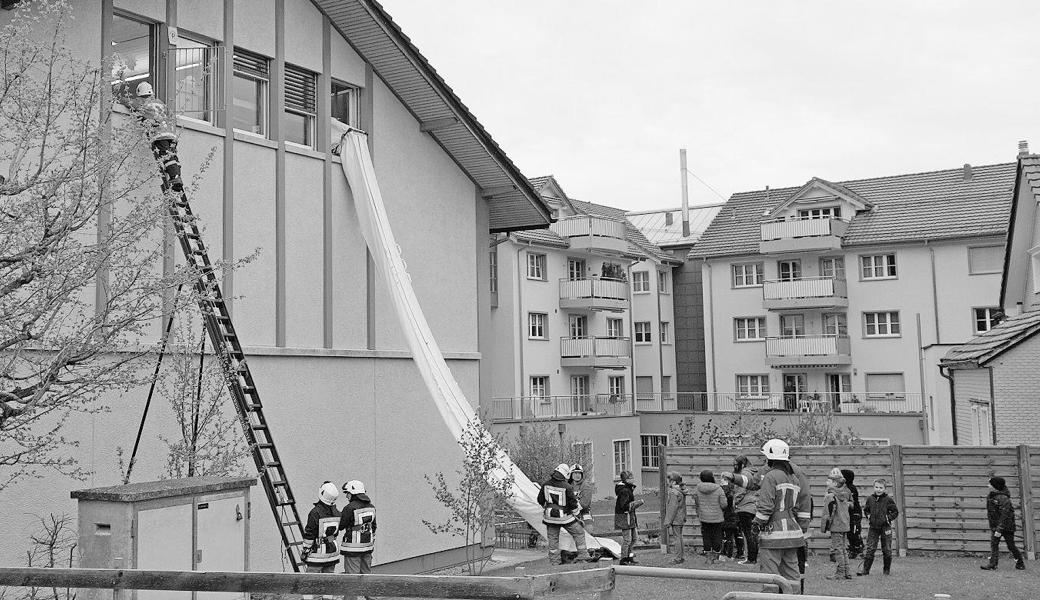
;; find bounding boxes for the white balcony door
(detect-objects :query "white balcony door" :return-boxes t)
[780,314,805,338]
[568,258,586,281]
[823,313,848,336]
[782,373,806,411]
[778,260,802,282]
[570,375,590,413]
[569,314,587,338]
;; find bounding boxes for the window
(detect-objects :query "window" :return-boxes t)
[608,376,625,398]
[331,79,359,126]
[284,63,316,147]
[570,376,590,412]
[530,376,549,400]
[732,263,764,287]
[973,307,1004,333]
[568,314,587,338]
[737,374,770,398]
[779,314,804,338]
[488,250,497,294]
[971,402,993,445]
[635,376,654,402]
[601,262,624,280]
[528,313,547,339]
[968,245,1004,275]
[111,14,155,93]
[734,317,766,341]
[861,254,897,279]
[173,35,217,123]
[232,48,269,136]
[632,271,650,292]
[572,441,593,474]
[864,311,900,337]
[823,313,848,336]
[640,434,668,469]
[658,270,669,293]
[660,322,670,344]
[634,322,652,343]
[865,373,905,399]
[613,439,632,479]
[820,256,845,279]
[798,206,841,220]
[1031,246,1040,293]
[526,253,546,280]
[777,260,802,282]
[567,258,586,281]
[606,318,623,338]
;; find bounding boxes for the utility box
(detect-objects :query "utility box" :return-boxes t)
[72,476,255,600]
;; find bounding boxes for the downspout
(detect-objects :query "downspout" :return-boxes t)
[516,241,527,410]
[938,364,957,445]
[915,313,929,444]
[704,259,717,409]
[988,366,998,444]
[928,242,940,343]
[655,264,665,411]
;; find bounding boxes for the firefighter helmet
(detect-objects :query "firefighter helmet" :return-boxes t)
[570,463,584,482]
[136,81,154,97]
[761,438,790,461]
[554,463,572,479]
[318,481,339,505]
[343,480,366,495]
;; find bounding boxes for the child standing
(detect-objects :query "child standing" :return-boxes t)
[822,468,853,580]
[614,470,644,565]
[857,478,899,576]
[663,471,688,564]
[692,469,727,564]
[841,468,864,559]
[720,475,742,560]
[981,476,1026,571]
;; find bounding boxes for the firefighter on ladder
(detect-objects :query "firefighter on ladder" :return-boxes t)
[114,79,183,193]
[339,480,377,579]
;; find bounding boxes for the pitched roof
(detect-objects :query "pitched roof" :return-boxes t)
[568,198,680,264]
[313,0,552,232]
[940,310,1040,368]
[999,154,1040,307]
[690,163,1016,259]
[627,204,725,247]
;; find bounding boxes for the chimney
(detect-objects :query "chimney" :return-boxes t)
[1020,140,1030,157]
[963,163,973,181]
[680,149,690,237]
[665,212,674,226]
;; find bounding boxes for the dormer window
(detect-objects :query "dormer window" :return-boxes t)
[798,206,842,220]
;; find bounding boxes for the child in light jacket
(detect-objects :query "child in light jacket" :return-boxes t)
[692,469,727,564]
[822,468,853,580]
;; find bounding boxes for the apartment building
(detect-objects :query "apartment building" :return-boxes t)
[488,176,683,488]
[942,144,1040,445]
[0,0,552,571]
[691,162,1015,445]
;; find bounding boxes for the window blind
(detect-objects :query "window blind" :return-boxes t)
[284,64,316,113]
[233,49,268,79]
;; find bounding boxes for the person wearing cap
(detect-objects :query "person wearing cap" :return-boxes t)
[302,481,342,575]
[663,471,688,564]
[338,480,377,576]
[537,463,593,565]
[981,476,1025,571]
[614,470,644,564]
[753,439,811,592]
[569,463,594,532]
[822,468,853,580]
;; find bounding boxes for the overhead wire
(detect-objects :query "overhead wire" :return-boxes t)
[684,167,728,202]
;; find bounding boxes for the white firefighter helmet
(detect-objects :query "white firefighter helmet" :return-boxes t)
[761,438,790,461]
[555,463,572,479]
[136,81,154,97]
[343,479,366,495]
[318,481,339,505]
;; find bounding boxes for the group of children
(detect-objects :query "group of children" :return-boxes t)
[663,469,747,565]
[821,468,897,579]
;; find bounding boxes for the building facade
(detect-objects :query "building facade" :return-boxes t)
[691,163,1015,445]
[0,0,552,571]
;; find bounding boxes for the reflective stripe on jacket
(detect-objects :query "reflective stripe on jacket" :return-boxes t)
[754,464,811,549]
[303,502,342,564]
[540,484,576,525]
[341,506,376,552]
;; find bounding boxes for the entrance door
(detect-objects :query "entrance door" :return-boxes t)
[196,494,247,600]
[972,403,993,445]
[782,373,806,411]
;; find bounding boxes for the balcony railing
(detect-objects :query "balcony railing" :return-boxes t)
[633,392,679,413]
[660,392,924,414]
[762,277,848,309]
[550,215,628,253]
[560,336,631,368]
[559,277,630,311]
[488,394,636,421]
[759,217,849,253]
[765,335,852,366]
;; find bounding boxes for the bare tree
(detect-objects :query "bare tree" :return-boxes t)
[20,513,78,600]
[0,0,214,492]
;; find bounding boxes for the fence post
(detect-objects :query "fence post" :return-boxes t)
[890,444,908,557]
[659,444,669,553]
[1018,445,1036,560]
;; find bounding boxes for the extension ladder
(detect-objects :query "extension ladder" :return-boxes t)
[154,145,306,572]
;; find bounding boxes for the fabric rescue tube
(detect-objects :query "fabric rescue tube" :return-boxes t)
[334,124,619,558]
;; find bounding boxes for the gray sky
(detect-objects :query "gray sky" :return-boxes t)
[379,1,1040,212]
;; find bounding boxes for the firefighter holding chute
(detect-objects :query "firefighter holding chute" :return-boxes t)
[339,480,377,577]
[114,79,183,193]
[537,463,593,565]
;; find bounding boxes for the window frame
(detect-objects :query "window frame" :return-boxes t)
[732,262,764,288]
[967,245,1005,276]
[608,375,625,397]
[526,252,547,280]
[660,321,670,344]
[822,312,848,336]
[567,258,587,281]
[488,249,498,294]
[231,47,270,137]
[777,259,802,282]
[640,434,668,469]
[606,317,623,338]
[798,206,841,220]
[820,256,846,280]
[973,307,1003,334]
[529,376,549,401]
[632,271,650,293]
[568,314,587,338]
[283,62,317,148]
[736,374,770,398]
[612,439,632,480]
[111,13,157,98]
[860,253,898,280]
[527,312,547,340]
[658,270,669,293]
[779,314,805,338]
[331,78,359,127]
[864,372,906,399]
[171,32,219,125]
[734,317,766,341]
[634,321,652,344]
[863,311,901,338]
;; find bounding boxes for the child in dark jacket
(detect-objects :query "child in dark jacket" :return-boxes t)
[720,475,742,559]
[614,470,644,565]
[840,468,863,559]
[981,476,1025,571]
[857,478,899,576]
[822,468,853,580]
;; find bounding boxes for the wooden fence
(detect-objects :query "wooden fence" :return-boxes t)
[659,445,1040,557]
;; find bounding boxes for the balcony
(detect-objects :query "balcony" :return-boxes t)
[488,394,636,421]
[550,215,628,254]
[633,392,679,412]
[560,336,631,369]
[664,392,924,414]
[762,277,848,310]
[759,217,849,254]
[559,277,630,312]
[765,335,851,367]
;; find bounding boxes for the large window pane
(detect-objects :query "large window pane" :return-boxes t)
[232,73,264,134]
[174,38,214,122]
[111,15,153,91]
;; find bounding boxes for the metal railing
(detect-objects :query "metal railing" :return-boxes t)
[762,276,846,301]
[765,335,851,358]
[558,277,630,302]
[560,336,631,359]
[660,392,924,413]
[634,392,679,412]
[489,394,636,421]
[551,215,627,240]
[760,216,849,241]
